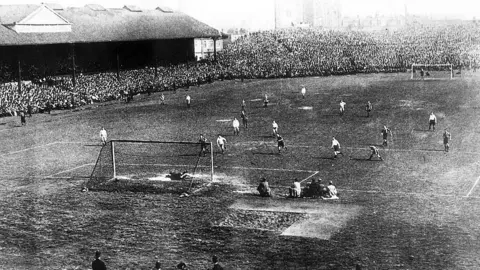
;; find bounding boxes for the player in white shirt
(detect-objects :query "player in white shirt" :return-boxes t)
[301,86,306,99]
[232,117,240,135]
[331,136,344,159]
[368,145,383,160]
[272,120,278,137]
[428,112,437,131]
[100,127,107,146]
[263,94,269,108]
[216,134,227,154]
[339,100,346,116]
[160,93,165,105]
[185,95,191,108]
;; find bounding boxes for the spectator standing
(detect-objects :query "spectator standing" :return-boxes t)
[92,250,106,270]
[211,255,224,270]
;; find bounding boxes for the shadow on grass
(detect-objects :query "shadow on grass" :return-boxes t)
[318,156,336,160]
[252,152,280,156]
[350,157,382,162]
[412,128,433,132]
[259,135,275,139]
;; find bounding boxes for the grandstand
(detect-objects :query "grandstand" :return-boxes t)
[0,3,221,82]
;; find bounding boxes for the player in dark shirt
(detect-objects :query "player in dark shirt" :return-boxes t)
[199,134,208,157]
[276,133,286,153]
[365,101,372,117]
[381,126,392,146]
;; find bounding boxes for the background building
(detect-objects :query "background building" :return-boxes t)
[275,0,342,29]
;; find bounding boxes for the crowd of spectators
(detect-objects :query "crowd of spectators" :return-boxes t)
[0,23,479,117]
[217,23,480,78]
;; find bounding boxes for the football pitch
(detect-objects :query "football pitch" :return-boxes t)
[1,72,480,269]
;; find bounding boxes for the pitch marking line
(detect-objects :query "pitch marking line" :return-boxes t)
[44,163,95,179]
[0,142,58,157]
[300,171,319,183]
[0,141,96,158]
[465,175,480,197]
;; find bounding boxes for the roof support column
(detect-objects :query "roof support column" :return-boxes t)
[116,46,120,80]
[17,58,22,94]
[71,44,76,87]
[213,37,217,62]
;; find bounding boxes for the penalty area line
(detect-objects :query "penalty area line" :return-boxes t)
[299,171,319,183]
[44,163,95,179]
[465,175,480,198]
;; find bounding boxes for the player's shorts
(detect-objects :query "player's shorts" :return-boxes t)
[333,145,340,152]
[278,141,285,148]
[429,120,436,125]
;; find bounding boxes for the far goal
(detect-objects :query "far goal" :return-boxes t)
[411,64,453,80]
[86,140,214,193]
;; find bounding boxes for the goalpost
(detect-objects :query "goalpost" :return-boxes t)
[411,64,453,80]
[86,140,214,193]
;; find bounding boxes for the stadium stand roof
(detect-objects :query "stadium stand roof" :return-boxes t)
[0,4,221,46]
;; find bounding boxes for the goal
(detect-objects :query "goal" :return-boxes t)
[411,64,453,80]
[86,140,214,193]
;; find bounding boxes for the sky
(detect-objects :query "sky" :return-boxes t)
[2,0,480,30]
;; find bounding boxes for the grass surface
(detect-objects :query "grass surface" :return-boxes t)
[1,72,480,269]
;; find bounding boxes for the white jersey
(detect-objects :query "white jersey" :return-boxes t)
[233,119,240,128]
[272,122,278,129]
[301,87,306,95]
[186,96,191,103]
[331,139,340,148]
[339,101,346,110]
[100,129,107,139]
[217,136,227,146]
[429,114,436,121]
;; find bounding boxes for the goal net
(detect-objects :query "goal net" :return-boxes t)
[411,64,453,80]
[86,140,214,193]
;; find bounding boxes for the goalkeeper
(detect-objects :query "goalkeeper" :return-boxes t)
[199,134,208,157]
